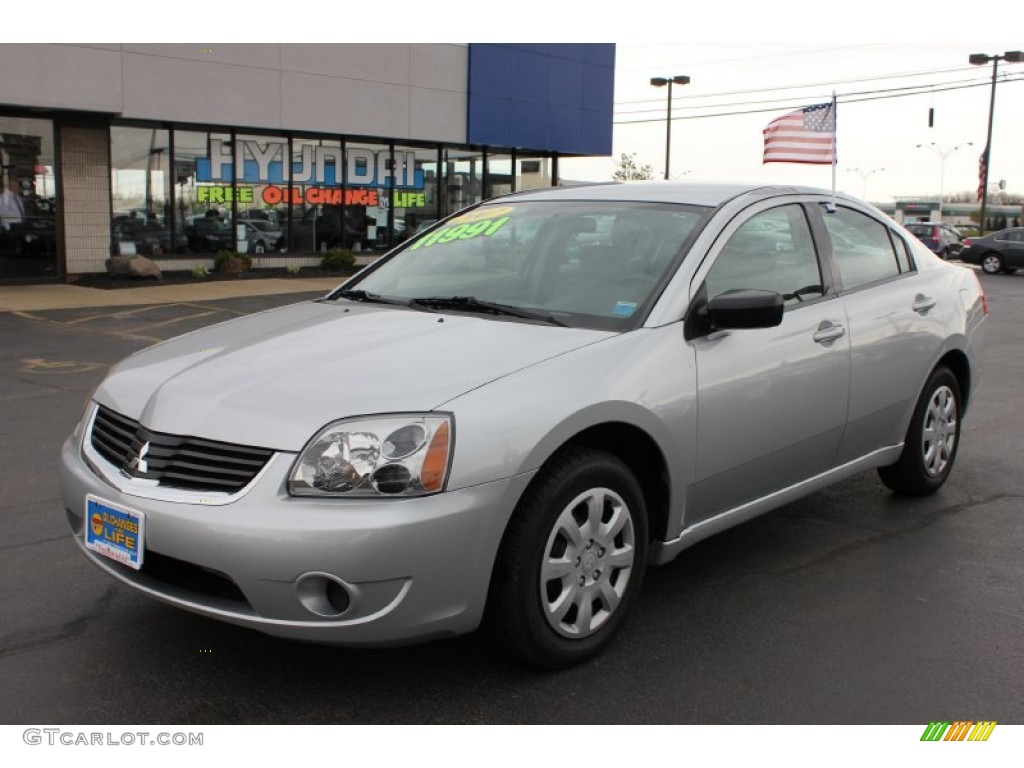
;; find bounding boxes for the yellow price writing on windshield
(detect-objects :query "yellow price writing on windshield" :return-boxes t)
[448,205,515,225]
[409,215,511,251]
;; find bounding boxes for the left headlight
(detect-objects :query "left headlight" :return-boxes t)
[288,414,453,497]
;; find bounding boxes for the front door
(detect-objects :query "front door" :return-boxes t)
[685,201,851,523]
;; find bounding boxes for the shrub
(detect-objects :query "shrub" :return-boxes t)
[191,264,210,280]
[214,251,252,274]
[285,263,302,277]
[321,248,355,272]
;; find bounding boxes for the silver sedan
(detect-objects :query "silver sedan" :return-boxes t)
[60,182,988,668]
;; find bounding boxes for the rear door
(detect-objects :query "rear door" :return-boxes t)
[685,200,851,523]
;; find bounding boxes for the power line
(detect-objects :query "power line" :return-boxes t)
[613,75,1024,125]
[615,73,1002,117]
[614,65,977,108]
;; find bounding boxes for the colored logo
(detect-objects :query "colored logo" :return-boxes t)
[920,721,997,742]
[90,513,104,537]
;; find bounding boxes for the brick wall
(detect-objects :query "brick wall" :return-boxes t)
[59,125,110,278]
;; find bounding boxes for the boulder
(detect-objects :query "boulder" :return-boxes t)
[105,255,162,280]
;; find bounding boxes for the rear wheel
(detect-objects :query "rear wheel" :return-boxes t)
[485,446,648,669]
[878,366,961,496]
[981,252,1004,275]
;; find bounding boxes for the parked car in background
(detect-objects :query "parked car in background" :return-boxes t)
[185,216,233,253]
[111,216,186,256]
[241,219,285,253]
[959,228,1024,274]
[904,222,965,259]
[60,182,988,669]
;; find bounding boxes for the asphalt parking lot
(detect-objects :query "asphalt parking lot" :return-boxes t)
[1,272,1022,725]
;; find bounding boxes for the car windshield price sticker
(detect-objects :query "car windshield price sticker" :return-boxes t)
[85,495,145,570]
[409,206,514,251]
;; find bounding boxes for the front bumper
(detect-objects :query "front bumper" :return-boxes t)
[59,426,532,646]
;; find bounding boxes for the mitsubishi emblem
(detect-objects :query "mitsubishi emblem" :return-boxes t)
[128,440,151,475]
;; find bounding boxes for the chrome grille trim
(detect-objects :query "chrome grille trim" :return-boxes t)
[87,404,277,497]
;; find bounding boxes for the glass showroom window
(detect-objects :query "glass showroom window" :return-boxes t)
[235,133,289,255]
[485,153,513,200]
[346,142,391,254]
[289,137,344,254]
[173,129,234,255]
[390,145,439,246]
[442,148,483,217]
[0,115,58,280]
[110,126,173,258]
[517,156,553,192]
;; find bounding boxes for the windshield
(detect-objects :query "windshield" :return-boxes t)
[340,200,708,329]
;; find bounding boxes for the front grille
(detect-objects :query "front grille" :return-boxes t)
[90,405,275,494]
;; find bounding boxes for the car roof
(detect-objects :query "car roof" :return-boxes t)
[500,180,856,208]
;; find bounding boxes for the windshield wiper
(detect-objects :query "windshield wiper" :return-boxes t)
[326,289,427,310]
[410,296,568,327]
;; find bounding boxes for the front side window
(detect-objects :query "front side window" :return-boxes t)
[822,206,902,290]
[704,204,823,307]
[344,200,708,330]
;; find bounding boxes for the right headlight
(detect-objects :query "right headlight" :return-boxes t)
[288,414,453,498]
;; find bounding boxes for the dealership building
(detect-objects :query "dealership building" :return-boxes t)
[0,43,615,283]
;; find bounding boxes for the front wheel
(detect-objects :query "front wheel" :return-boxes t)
[981,252,1004,275]
[485,447,648,669]
[878,366,961,496]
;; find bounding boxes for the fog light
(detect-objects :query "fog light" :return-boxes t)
[295,573,353,617]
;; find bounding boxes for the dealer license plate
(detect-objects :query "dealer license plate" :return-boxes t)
[85,495,145,570]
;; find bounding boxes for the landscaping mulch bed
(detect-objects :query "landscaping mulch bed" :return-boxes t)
[72,267,355,290]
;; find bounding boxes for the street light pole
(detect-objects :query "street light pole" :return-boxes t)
[650,75,690,180]
[845,167,884,200]
[915,142,972,219]
[969,50,1022,233]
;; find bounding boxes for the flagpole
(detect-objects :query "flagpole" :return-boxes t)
[829,91,837,212]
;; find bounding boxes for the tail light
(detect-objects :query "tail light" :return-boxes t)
[973,272,989,316]
[963,238,971,247]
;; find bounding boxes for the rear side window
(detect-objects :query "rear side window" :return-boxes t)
[894,236,916,273]
[822,207,902,290]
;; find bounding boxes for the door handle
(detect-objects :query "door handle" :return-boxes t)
[813,320,846,344]
[912,294,937,314]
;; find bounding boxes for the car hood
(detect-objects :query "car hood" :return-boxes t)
[94,300,613,451]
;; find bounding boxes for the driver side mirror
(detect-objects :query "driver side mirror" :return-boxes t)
[706,289,784,329]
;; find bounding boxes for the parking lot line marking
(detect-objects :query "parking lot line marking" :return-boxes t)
[19,357,104,375]
[66,304,191,325]
[118,310,220,334]
[11,310,70,328]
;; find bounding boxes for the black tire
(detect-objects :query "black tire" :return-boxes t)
[878,366,961,496]
[980,252,1003,275]
[484,446,648,669]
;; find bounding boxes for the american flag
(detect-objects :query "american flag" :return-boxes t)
[763,102,836,165]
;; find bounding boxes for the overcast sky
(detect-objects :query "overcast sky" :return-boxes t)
[30,3,1024,206]
[560,40,1024,203]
